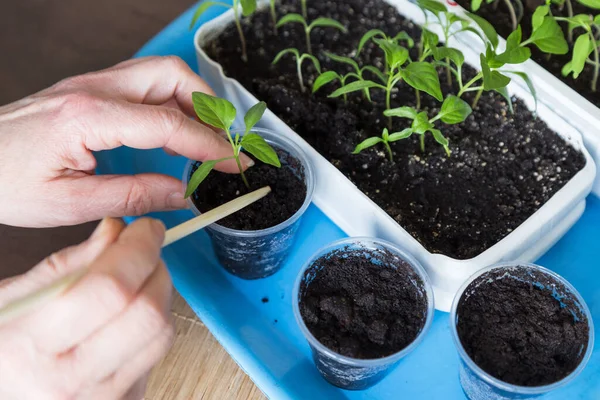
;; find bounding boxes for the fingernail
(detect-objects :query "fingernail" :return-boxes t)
[150,219,166,236]
[240,153,255,168]
[168,192,187,209]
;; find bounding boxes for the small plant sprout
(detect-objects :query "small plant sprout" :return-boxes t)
[330,30,442,125]
[313,52,386,102]
[190,0,257,62]
[185,93,281,198]
[276,13,347,54]
[553,13,600,92]
[273,48,321,92]
[353,95,472,160]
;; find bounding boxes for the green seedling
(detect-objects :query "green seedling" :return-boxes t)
[270,0,278,34]
[353,95,472,160]
[185,93,281,197]
[554,13,600,92]
[330,30,442,124]
[272,48,321,92]
[276,13,347,54]
[190,0,257,62]
[301,0,308,18]
[312,52,387,101]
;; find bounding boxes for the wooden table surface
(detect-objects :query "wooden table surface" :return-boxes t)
[0,1,264,398]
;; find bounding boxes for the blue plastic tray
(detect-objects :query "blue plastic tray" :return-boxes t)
[95,5,600,399]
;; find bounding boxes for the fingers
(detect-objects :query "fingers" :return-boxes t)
[24,218,166,354]
[66,262,173,385]
[75,98,252,173]
[0,218,125,308]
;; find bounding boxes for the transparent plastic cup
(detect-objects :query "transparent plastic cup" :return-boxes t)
[183,128,315,280]
[450,263,595,400]
[293,237,435,390]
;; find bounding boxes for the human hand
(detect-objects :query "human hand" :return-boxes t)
[0,56,253,228]
[0,217,173,400]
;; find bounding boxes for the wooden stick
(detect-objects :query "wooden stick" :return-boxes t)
[0,186,271,325]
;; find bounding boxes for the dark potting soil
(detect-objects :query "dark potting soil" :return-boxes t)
[299,246,428,359]
[203,0,586,259]
[455,0,600,108]
[456,266,590,386]
[190,148,307,230]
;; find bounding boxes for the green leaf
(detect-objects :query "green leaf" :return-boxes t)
[505,71,537,111]
[276,13,306,28]
[496,26,531,64]
[412,112,434,134]
[362,65,387,83]
[595,15,600,24]
[433,47,465,68]
[329,80,384,98]
[300,54,322,74]
[468,13,499,49]
[422,29,439,54]
[388,128,414,141]
[417,0,447,14]
[393,31,415,48]
[578,0,600,9]
[529,17,569,54]
[309,18,348,33]
[531,5,549,30]
[240,0,257,17]
[480,54,511,90]
[244,101,266,134]
[357,29,387,56]
[190,1,231,30]
[431,129,449,146]
[185,158,232,198]
[324,52,359,71]
[462,27,488,44]
[402,62,443,101]
[384,106,419,119]
[438,95,472,124]
[313,71,341,93]
[241,134,281,167]
[272,48,299,65]
[494,87,514,114]
[192,92,236,131]
[472,0,483,11]
[374,38,409,69]
[568,34,594,78]
[353,136,383,154]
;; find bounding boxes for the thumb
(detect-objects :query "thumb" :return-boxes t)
[0,218,124,308]
[76,173,188,219]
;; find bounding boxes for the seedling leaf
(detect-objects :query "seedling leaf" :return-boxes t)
[567,34,594,78]
[578,0,600,8]
[438,95,472,124]
[324,52,359,71]
[496,26,531,64]
[185,157,232,198]
[412,112,434,134]
[192,92,236,131]
[240,0,257,17]
[434,47,465,68]
[529,17,568,54]
[374,38,409,69]
[313,71,341,93]
[384,106,419,119]
[357,29,387,56]
[480,54,511,90]
[393,31,415,48]
[190,1,231,30]
[276,13,306,28]
[472,0,483,11]
[244,101,267,134]
[417,0,447,14]
[362,66,387,83]
[431,128,449,146]
[468,12,499,49]
[402,62,443,101]
[310,17,348,33]
[329,80,384,98]
[494,86,514,114]
[272,48,299,65]
[241,134,281,167]
[504,71,537,111]
[531,5,549,30]
[388,128,414,141]
[353,136,383,153]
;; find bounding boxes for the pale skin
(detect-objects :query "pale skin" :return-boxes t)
[0,56,251,399]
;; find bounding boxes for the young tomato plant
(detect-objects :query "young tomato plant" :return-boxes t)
[190,0,257,62]
[185,93,281,198]
[553,12,600,92]
[353,95,472,160]
[276,13,347,54]
[329,29,442,125]
[312,52,386,102]
[272,48,321,92]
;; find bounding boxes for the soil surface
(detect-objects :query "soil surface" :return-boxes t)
[190,148,307,230]
[299,245,429,359]
[455,0,600,108]
[203,0,586,258]
[457,266,590,386]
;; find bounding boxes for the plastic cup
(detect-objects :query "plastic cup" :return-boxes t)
[293,237,435,390]
[450,263,595,400]
[183,128,315,280]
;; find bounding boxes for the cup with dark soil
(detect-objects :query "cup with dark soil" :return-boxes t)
[183,128,314,279]
[450,263,594,399]
[293,237,434,390]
